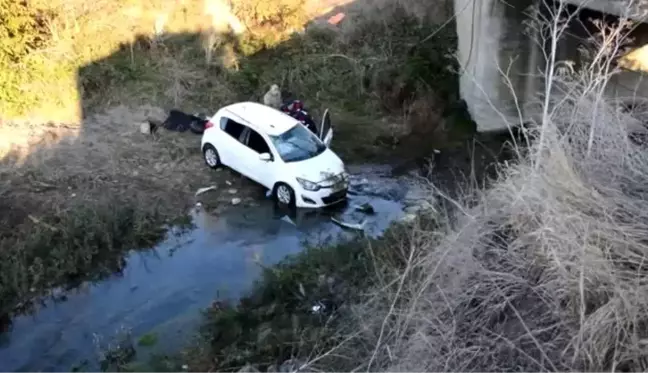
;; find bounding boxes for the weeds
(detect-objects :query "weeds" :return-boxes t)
[0,197,172,318]
[179,0,648,371]
[357,1,648,371]
[182,217,441,372]
[3,0,462,159]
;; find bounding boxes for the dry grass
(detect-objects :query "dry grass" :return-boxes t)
[0,105,262,223]
[284,1,648,371]
[378,96,648,372]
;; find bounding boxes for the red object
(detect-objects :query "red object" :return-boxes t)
[205,120,214,129]
[328,12,345,26]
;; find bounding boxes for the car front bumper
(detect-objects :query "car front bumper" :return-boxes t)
[295,186,348,208]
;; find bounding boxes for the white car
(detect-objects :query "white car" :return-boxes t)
[201,102,348,208]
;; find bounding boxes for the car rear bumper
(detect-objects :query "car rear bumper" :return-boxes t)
[296,187,348,208]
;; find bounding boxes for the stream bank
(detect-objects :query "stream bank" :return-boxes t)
[0,165,433,372]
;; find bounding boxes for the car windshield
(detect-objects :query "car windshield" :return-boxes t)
[269,124,326,163]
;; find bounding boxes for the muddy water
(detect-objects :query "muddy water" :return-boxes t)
[0,165,420,372]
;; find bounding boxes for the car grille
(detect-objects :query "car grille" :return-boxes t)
[322,189,347,205]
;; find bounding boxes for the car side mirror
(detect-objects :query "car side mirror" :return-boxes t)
[259,152,272,162]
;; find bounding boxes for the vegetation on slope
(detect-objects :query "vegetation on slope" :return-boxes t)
[0,0,463,333]
[170,2,648,372]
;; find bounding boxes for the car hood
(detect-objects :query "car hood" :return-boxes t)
[287,148,345,184]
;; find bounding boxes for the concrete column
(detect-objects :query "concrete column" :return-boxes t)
[455,0,539,132]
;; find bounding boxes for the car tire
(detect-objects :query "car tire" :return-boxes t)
[273,183,295,208]
[203,144,221,169]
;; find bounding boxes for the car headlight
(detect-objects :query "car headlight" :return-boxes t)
[296,177,320,191]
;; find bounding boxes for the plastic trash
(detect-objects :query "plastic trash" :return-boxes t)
[195,185,217,196]
[280,215,296,226]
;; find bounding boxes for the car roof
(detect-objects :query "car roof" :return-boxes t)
[220,101,299,136]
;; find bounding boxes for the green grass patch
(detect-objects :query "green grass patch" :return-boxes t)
[137,332,159,347]
[0,198,182,318]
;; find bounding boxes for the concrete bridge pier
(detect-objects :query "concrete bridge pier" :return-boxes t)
[454,0,648,133]
[454,0,540,133]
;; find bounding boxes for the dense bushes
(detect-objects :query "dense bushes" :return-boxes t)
[0,0,57,114]
[0,0,52,62]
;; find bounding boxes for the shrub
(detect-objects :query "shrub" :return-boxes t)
[0,0,53,63]
[0,0,57,115]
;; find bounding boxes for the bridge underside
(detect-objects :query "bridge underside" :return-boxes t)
[455,0,648,132]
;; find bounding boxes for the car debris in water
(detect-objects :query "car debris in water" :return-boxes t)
[331,217,366,231]
[280,215,296,226]
[353,202,375,215]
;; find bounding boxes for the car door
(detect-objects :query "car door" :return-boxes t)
[241,128,278,189]
[219,116,247,169]
[318,108,333,147]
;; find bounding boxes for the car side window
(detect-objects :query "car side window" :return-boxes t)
[221,117,245,141]
[245,129,271,154]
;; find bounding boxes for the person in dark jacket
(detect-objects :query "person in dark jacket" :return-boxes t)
[280,100,318,135]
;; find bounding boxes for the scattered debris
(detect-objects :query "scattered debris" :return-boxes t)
[139,121,151,134]
[27,214,59,232]
[225,180,232,186]
[228,188,238,194]
[331,217,366,231]
[311,299,335,314]
[181,364,189,371]
[328,12,346,25]
[399,213,417,223]
[433,148,442,163]
[31,180,57,192]
[231,197,241,205]
[237,363,260,373]
[353,202,375,214]
[280,215,295,226]
[195,185,217,197]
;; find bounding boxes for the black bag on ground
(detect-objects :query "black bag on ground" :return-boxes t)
[163,109,207,134]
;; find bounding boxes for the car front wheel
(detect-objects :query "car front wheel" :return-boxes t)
[273,183,295,208]
[203,144,220,169]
